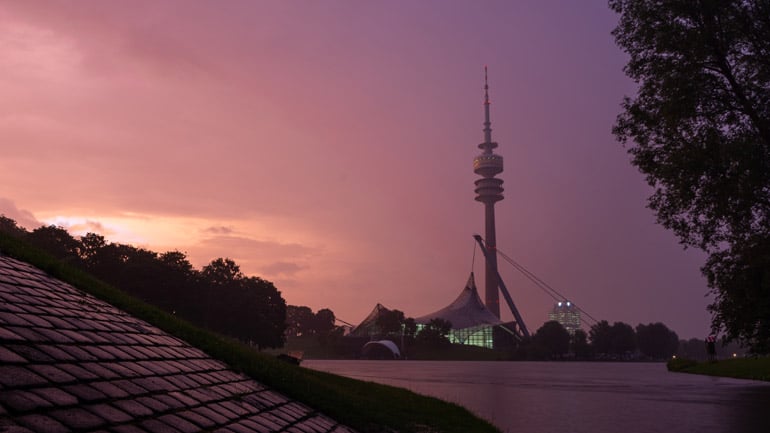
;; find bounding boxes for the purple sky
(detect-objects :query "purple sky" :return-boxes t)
[0,1,711,339]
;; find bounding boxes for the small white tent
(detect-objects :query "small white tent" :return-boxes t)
[361,340,401,359]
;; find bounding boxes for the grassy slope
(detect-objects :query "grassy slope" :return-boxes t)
[0,234,499,433]
[668,357,770,382]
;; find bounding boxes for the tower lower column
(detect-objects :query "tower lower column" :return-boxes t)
[484,203,500,318]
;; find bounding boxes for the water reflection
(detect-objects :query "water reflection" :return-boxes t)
[305,360,770,433]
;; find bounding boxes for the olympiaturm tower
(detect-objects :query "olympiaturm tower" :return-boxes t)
[473,67,504,319]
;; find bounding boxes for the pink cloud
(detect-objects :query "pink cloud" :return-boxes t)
[0,198,42,230]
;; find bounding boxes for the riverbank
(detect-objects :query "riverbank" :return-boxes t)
[308,359,770,433]
[0,233,500,433]
[667,357,770,381]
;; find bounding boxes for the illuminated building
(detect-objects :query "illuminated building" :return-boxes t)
[548,300,581,334]
[415,273,501,348]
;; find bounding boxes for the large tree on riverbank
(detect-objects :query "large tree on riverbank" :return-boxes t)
[610,0,770,352]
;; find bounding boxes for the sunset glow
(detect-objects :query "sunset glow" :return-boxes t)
[0,1,710,338]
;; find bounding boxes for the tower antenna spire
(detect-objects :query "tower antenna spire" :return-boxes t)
[483,66,492,147]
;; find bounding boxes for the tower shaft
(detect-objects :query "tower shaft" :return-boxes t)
[483,202,500,318]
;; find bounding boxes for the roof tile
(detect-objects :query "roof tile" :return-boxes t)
[3,327,47,343]
[136,396,173,413]
[48,407,106,430]
[27,365,76,384]
[32,328,75,344]
[235,418,273,433]
[0,346,27,363]
[28,388,78,407]
[4,346,55,363]
[54,345,98,362]
[35,345,77,363]
[0,366,48,387]
[224,422,258,433]
[61,383,108,402]
[175,409,217,429]
[157,414,199,433]
[191,405,230,425]
[0,390,55,412]
[16,414,69,433]
[84,403,134,424]
[90,381,130,399]
[140,418,183,433]
[248,414,283,432]
[152,394,186,411]
[110,425,150,433]
[55,363,100,381]
[112,399,154,418]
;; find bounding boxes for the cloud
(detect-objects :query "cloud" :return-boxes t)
[188,234,318,277]
[201,226,234,235]
[0,198,42,230]
[64,220,114,237]
[261,261,307,277]
[196,235,317,257]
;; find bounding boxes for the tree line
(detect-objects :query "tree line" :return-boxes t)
[340,303,682,361]
[0,216,286,349]
[529,320,679,361]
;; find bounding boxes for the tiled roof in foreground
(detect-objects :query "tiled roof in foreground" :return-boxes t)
[0,254,355,433]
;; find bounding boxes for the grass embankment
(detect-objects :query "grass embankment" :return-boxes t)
[0,234,499,433]
[668,357,770,382]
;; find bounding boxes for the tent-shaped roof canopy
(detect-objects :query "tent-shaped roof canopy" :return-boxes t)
[349,303,392,337]
[415,272,502,330]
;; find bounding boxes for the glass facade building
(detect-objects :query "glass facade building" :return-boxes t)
[414,273,501,349]
[548,301,581,334]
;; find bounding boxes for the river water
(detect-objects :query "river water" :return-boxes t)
[305,360,770,433]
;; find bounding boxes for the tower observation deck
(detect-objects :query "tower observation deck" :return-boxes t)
[474,67,504,318]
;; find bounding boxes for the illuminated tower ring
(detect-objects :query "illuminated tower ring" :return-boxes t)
[474,67,504,318]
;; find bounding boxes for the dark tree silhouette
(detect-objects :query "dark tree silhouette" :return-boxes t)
[704,239,770,353]
[159,250,194,274]
[416,318,452,347]
[201,258,243,287]
[27,225,81,262]
[589,320,637,358]
[198,258,286,348]
[0,215,27,238]
[286,305,315,337]
[238,276,286,349]
[79,232,106,267]
[375,309,406,337]
[403,317,418,340]
[570,329,591,360]
[589,320,613,356]
[610,322,637,356]
[636,322,679,359]
[530,321,571,360]
[313,308,336,335]
[611,0,770,352]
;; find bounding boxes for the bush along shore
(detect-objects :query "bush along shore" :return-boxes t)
[0,233,500,433]
[667,357,770,382]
